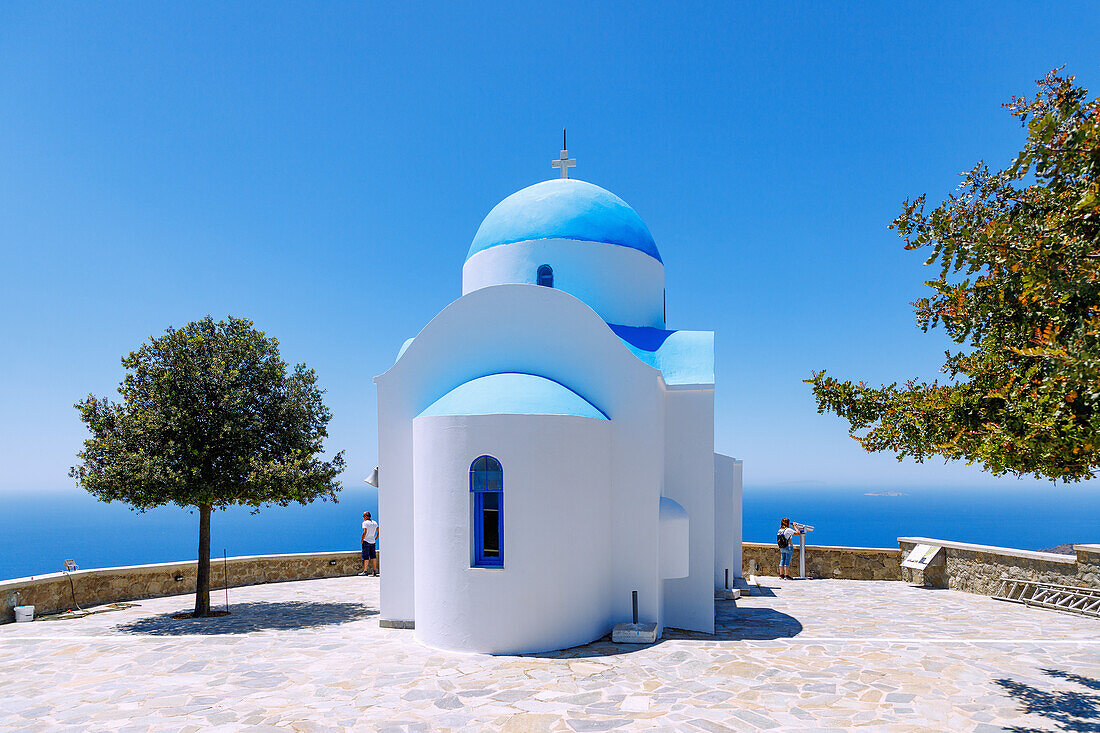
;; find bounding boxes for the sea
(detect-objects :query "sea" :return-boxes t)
[1,485,1097,582]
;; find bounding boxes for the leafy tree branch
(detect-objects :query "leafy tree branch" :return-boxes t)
[808,70,1100,482]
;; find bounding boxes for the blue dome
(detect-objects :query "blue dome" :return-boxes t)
[467,179,662,263]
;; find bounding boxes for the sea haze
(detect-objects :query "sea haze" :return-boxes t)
[743,484,1098,549]
[0,485,1096,581]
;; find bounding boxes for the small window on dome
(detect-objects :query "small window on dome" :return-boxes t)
[537,265,553,288]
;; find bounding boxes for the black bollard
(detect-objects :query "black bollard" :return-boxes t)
[631,590,638,624]
[725,568,729,590]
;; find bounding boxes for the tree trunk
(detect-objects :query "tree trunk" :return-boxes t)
[194,504,212,616]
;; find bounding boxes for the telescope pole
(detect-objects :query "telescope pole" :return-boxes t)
[799,535,806,579]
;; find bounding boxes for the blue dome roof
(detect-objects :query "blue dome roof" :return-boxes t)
[467,179,661,263]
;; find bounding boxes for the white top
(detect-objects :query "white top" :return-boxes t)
[362,520,379,544]
[778,527,796,541]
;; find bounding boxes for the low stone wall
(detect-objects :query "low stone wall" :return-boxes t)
[1,550,362,623]
[742,542,902,580]
[899,538,1100,594]
[1079,545,1100,588]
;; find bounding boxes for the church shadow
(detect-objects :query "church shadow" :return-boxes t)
[667,605,803,641]
[523,603,804,658]
[525,637,663,659]
[115,601,377,636]
[745,583,777,598]
[995,669,1100,732]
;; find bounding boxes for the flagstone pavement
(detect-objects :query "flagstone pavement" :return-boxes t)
[1,575,1098,732]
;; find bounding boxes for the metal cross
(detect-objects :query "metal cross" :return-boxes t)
[552,136,576,179]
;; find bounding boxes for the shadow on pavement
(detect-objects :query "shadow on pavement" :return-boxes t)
[116,601,377,636]
[747,583,777,598]
[525,598,805,658]
[527,639,658,660]
[996,669,1100,733]
[907,584,951,591]
[667,606,803,641]
[1046,669,1100,692]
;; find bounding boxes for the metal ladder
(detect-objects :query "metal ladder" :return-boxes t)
[992,577,1100,618]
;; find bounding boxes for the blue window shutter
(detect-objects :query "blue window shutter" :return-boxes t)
[470,455,504,568]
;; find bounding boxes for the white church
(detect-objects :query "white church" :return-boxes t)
[374,146,743,654]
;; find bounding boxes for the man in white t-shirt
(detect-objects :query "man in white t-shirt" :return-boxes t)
[360,511,380,576]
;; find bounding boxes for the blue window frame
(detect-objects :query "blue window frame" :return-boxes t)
[537,264,553,288]
[470,455,504,567]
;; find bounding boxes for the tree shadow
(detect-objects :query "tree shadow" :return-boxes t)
[995,669,1100,732]
[116,601,377,636]
[1046,670,1100,692]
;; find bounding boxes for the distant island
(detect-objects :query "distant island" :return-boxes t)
[1040,544,1076,556]
[865,491,906,497]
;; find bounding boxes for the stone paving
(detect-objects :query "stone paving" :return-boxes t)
[1,576,1098,732]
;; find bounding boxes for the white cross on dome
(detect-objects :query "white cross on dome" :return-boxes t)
[551,128,576,179]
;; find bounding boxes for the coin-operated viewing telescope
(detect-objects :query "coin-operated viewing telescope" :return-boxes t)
[789,523,814,578]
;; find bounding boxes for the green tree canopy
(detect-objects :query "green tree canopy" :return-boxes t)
[808,71,1100,482]
[71,316,345,615]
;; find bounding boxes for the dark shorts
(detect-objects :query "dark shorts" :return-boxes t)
[362,542,377,560]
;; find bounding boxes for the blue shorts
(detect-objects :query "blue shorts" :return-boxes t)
[362,542,377,560]
[780,545,793,566]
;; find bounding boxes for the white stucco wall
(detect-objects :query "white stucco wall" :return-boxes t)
[659,497,689,580]
[462,239,665,328]
[412,413,613,654]
[661,387,716,634]
[714,453,743,585]
[375,284,666,630]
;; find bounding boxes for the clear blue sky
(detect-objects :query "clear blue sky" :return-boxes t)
[2,3,1098,496]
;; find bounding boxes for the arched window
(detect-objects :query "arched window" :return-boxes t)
[470,455,504,567]
[537,264,553,288]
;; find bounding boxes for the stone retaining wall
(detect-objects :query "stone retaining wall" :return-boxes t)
[742,542,902,580]
[898,538,1100,594]
[1079,545,1100,588]
[8,540,1095,623]
[1,551,363,623]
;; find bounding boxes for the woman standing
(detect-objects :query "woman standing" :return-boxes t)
[777,518,803,580]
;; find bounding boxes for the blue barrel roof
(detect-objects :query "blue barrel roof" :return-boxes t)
[419,373,608,420]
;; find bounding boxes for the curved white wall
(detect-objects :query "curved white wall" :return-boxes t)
[412,413,613,654]
[462,239,665,328]
[659,497,689,580]
[376,285,665,631]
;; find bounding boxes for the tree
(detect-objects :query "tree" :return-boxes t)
[808,71,1100,482]
[71,316,345,616]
